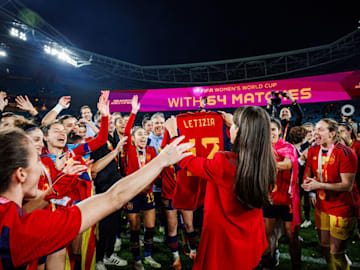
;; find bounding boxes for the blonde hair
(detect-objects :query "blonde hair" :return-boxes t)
[319,118,339,142]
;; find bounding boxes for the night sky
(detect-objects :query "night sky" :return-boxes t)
[17,1,360,66]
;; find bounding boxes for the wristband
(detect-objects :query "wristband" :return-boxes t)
[29,110,38,115]
[53,104,64,114]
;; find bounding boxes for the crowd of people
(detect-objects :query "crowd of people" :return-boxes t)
[0,89,359,270]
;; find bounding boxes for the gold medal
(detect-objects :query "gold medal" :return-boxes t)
[319,189,326,200]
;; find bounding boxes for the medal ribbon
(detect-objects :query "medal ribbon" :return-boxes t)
[283,123,289,140]
[318,143,335,183]
[136,148,146,168]
[107,141,118,163]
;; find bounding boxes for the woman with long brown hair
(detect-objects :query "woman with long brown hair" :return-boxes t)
[165,106,276,270]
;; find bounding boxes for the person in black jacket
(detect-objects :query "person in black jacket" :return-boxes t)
[90,114,128,269]
[267,91,304,141]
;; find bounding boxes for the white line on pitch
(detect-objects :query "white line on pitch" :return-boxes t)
[279,253,360,268]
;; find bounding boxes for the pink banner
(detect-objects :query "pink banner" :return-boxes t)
[108,70,360,112]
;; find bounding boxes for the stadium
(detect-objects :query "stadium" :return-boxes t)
[0,1,360,270]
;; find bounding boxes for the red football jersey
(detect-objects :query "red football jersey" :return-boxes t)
[160,130,177,200]
[173,111,225,210]
[351,140,360,156]
[0,200,81,270]
[123,113,157,194]
[305,143,358,217]
[38,156,58,191]
[271,153,292,206]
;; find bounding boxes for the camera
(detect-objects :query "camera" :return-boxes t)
[270,91,286,107]
[271,91,286,107]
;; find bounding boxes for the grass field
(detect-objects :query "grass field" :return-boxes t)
[107,209,360,270]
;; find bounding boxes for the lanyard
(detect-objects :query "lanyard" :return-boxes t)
[107,141,118,163]
[318,143,334,183]
[283,123,289,140]
[136,148,146,168]
[41,163,53,186]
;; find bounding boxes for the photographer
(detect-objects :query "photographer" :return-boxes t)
[267,91,304,141]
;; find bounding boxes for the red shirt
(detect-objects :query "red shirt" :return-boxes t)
[123,113,157,194]
[0,200,81,270]
[178,152,267,270]
[173,111,226,210]
[271,154,292,205]
[351,140,360,155]
[160,130,176,200]
[40,116,109,207]
[305,143,358,217]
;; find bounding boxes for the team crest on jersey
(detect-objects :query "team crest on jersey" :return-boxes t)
[127,202,134,210]
[313,156,317,161]
[146,153,151,161]
[329,155,335,165]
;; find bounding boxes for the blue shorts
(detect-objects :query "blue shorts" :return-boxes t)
[263,204,293,222]
[125,193,156,213]
[162,198,175,211]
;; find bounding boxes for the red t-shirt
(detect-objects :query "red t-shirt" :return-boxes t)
[178,152,267,270]
[305,143,358,217]
[123,113,157,194]
[0,200,81,270]
[351,140,360,155]
[271,153,292,205]
[159,130,176,200]
[173,111,226,210]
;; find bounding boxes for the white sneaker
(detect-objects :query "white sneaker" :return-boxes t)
[300,220,312,228]
[103,253,128,266]
[144,256,161,268]
[134,260,145,270]
[114,238,122,252]
[345,254,352,266]
[95,261,107,270]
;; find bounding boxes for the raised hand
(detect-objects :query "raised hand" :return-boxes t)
[98,91,110,117]
[158,136,194,166]
[55,152,70,171]
[63,160,89,176]
[15,95,37,115]
[116,136,128,153]
[58,96,71,109]
[0,91,8,111]
[78,118,88,125]
[217,111,233,127]
[164,116,178,138]
[131,95,140,114]
[286,91,295,102]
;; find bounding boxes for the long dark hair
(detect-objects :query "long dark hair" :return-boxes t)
[232,106,276,209]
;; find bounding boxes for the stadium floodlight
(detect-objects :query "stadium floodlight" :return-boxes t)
[43,44,78,67]
[57,50,77,66]
[9,27,27,41]
[0,50,6,57]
